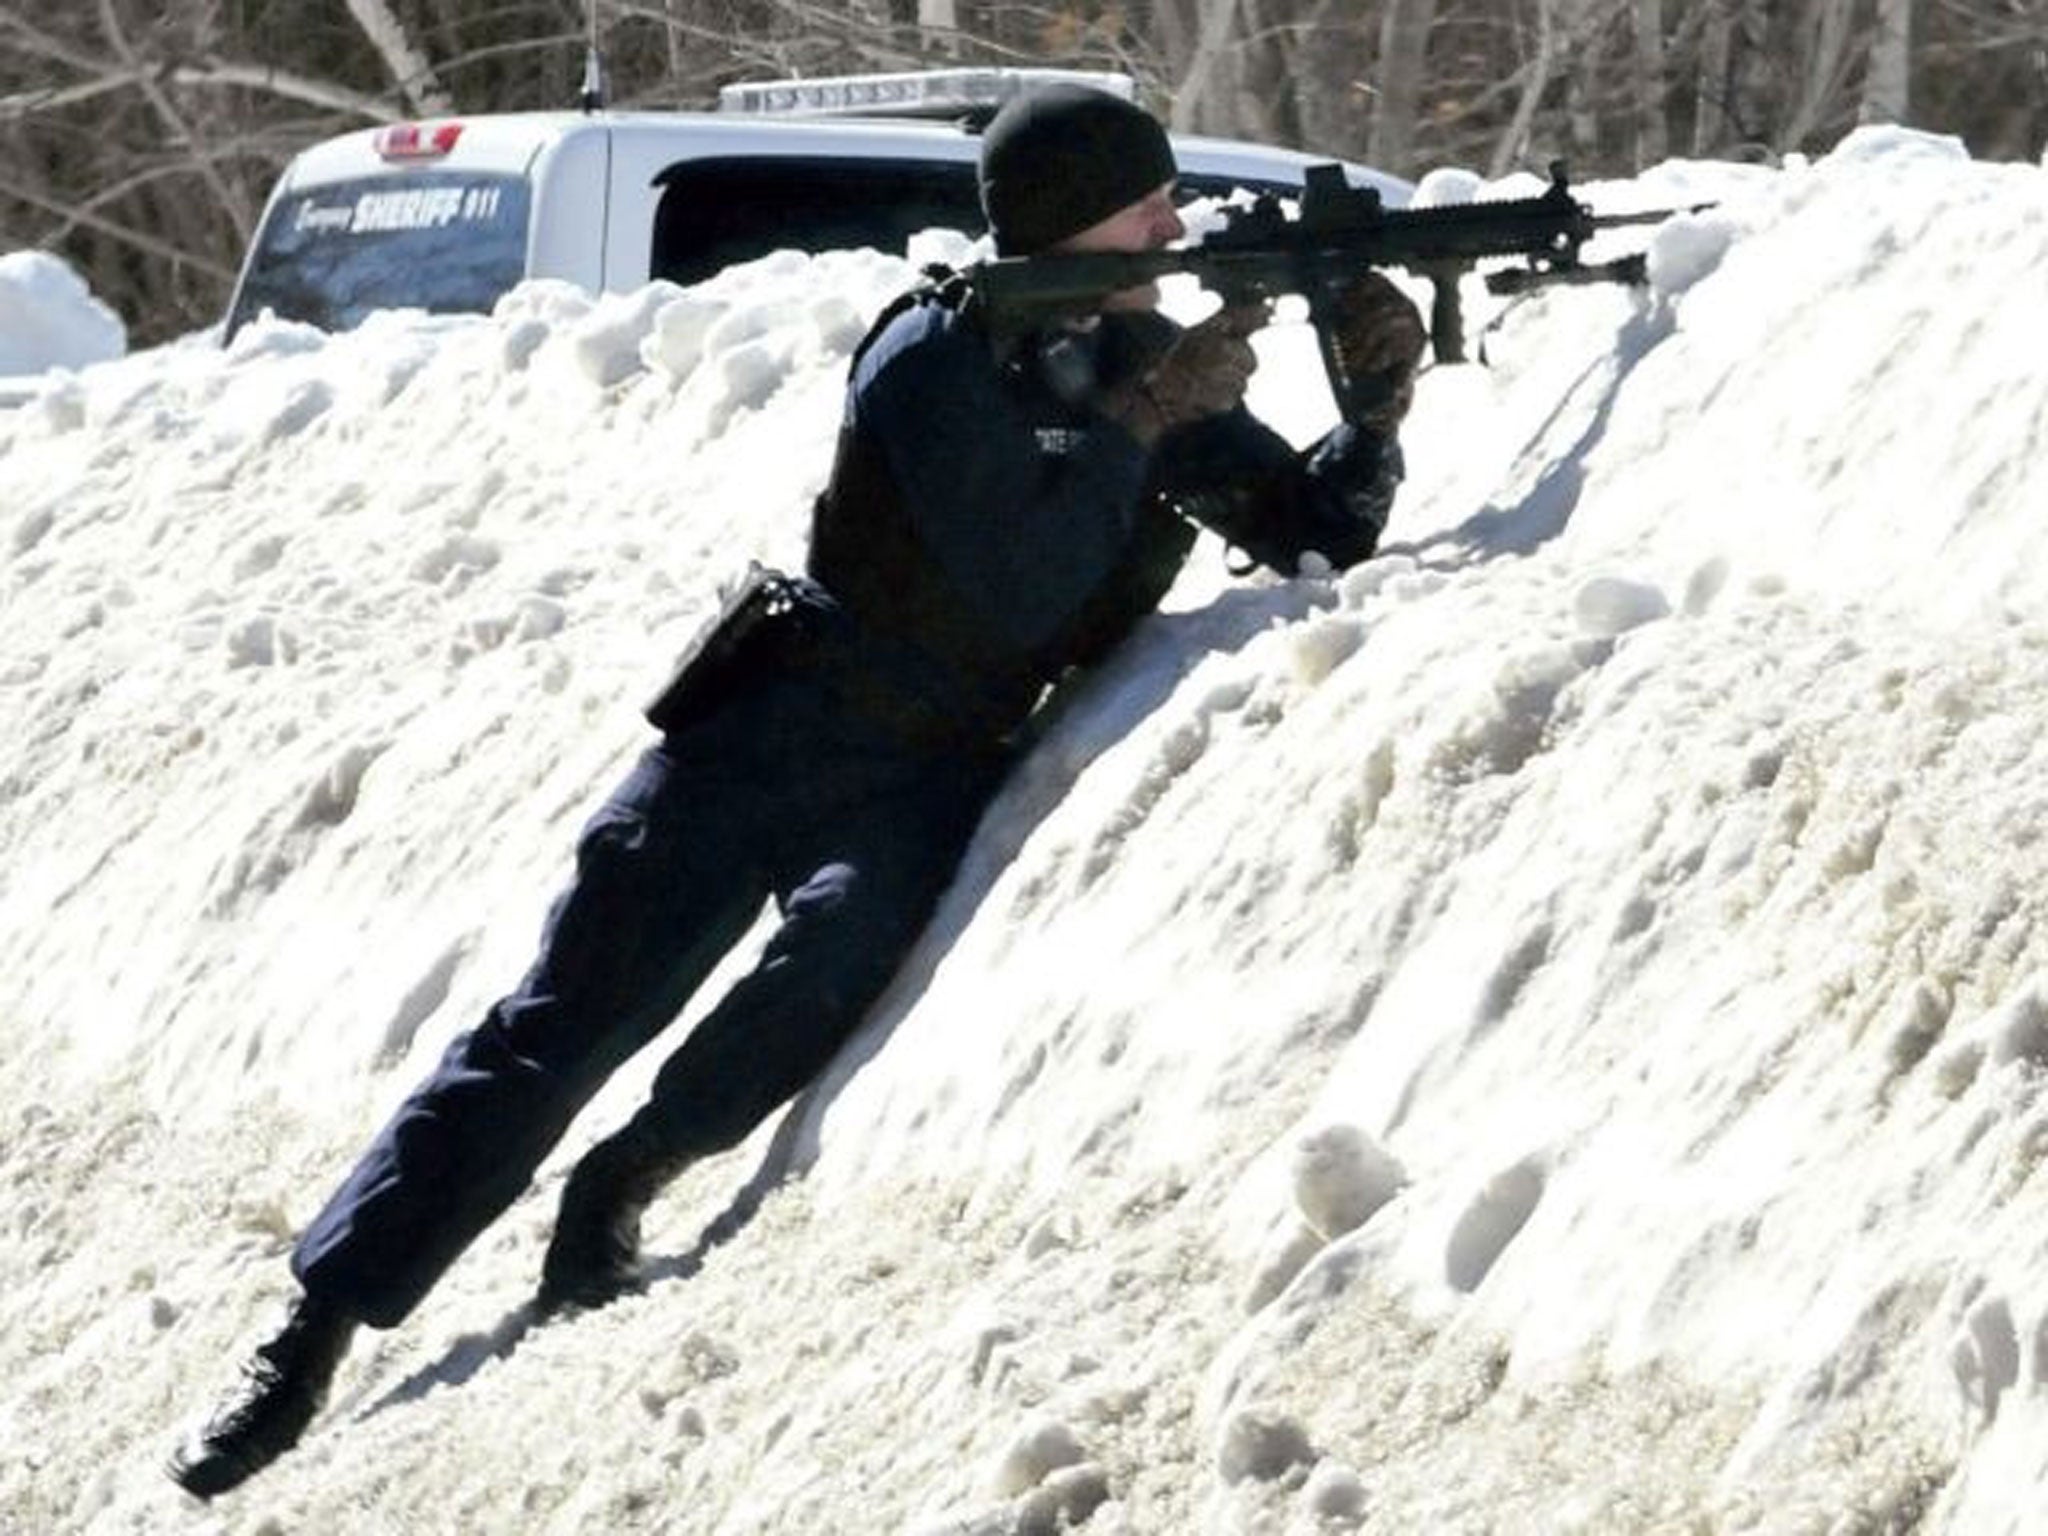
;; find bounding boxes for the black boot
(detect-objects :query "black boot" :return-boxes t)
[168,1289,357,1499]
[538,1121,690,1312]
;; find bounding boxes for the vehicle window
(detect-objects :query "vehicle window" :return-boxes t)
[650,157,986,286]
[648,160,1313,288]
[225,171,531,340]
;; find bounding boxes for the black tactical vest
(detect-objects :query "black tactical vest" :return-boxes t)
[807,276,1197,745]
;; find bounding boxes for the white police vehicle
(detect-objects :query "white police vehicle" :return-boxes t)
[222,68,1408,342]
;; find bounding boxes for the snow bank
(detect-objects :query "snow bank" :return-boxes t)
[5,130,2048,1533]
[0,251,127,378]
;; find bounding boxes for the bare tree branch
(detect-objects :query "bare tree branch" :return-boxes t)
[173,57,408,119]
[0,169,239,280]
[344,0,455,113]
[1492,0,1561,176]
[93,0,254,239]
[0,76,133,122]
[0,6,115,83]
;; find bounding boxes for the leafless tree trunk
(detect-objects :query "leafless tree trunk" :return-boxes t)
[1145,0,1197,86]
[1565,10,1601,164]
[1691,0,1733,154]
[1862,0,1913,123]
[1633,0,1668,163]
[1688,0,1778,157]
[1283,0,1377,157]
[1368,0,1436,171]
[1168,0,1242,132]
[1493,0,1562,175]
[1781,0,1860,146]
[917,0,962,63]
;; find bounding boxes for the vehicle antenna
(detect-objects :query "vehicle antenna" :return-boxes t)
[579,2,607,112]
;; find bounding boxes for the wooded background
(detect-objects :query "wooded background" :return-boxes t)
[4,0,2044,344]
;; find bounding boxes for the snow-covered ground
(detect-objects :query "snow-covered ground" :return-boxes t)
[0,252,125,383]
[4,126,2047,1533]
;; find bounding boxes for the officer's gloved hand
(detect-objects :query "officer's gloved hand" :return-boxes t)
[1326,272,1427,434]
[1102,303,1263,447]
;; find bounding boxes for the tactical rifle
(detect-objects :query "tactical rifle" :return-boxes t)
[968,161,1703,417]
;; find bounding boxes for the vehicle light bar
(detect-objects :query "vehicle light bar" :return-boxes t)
[374,122,464,160]
[717,68,1135,120]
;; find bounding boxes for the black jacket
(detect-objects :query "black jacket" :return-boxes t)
[806,288,1401,749]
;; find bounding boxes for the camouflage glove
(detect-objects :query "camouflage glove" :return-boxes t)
[1102,304,1262,447]
[1324,272,1427,434]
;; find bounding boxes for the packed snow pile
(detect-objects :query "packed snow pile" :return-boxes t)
[4,127,2048,1533]
[0,251,126,379]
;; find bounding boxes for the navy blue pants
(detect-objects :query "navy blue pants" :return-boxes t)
[292,680,1003,1326]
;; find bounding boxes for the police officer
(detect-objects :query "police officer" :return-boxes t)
[169,83,1426,1498]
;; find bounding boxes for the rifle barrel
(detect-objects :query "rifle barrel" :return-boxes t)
[1589,200,1717,231]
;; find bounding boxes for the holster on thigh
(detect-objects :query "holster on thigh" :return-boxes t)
[644,564,819,735]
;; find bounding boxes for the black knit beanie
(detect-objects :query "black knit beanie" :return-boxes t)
[978,85,1177,254]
